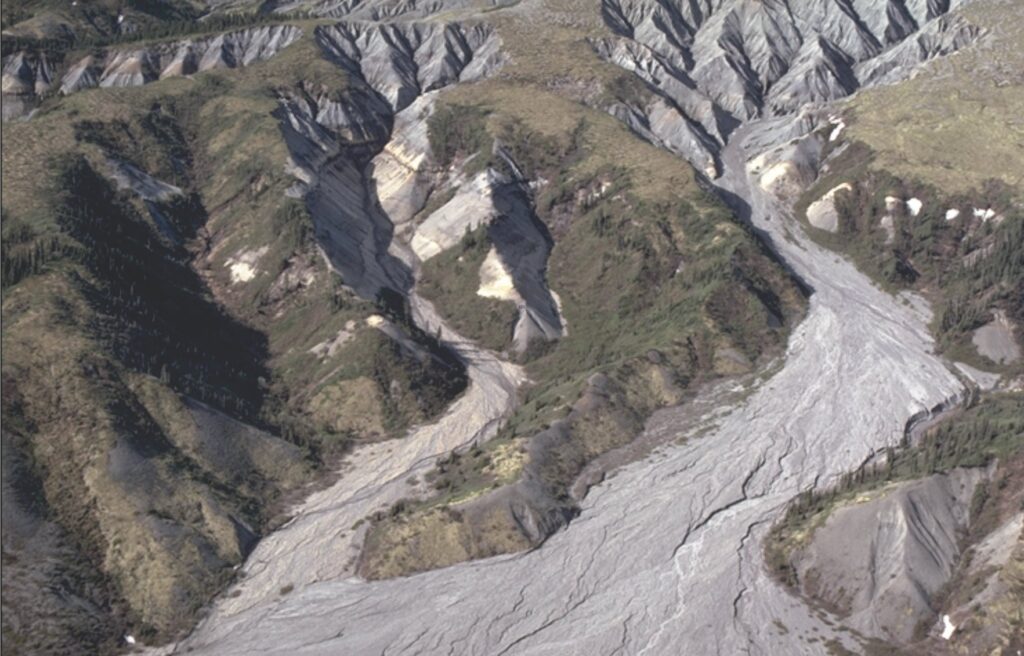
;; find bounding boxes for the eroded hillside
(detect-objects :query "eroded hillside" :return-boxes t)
[2,2,805,650]
[1,0,1021,654]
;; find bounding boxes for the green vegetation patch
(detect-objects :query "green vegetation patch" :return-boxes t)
[418,225,520,352]
[427,103,491,169]
[797,141,1023,375]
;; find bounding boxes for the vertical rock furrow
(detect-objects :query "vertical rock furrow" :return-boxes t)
[594,0,979,175]
[0,24,304,116]
[315,21,504,113]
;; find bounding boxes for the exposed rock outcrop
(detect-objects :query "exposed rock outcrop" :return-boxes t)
[407,165,565,350]
[806,182,851,232]
[275,91,411,298]
[271,20,504,300]
[0,25,303,120]
[596,0,981,175]
[265,0,508,22]
[80,25,302,91]
[973,310,1022,364]
[1,50,55,119]
[315,21,504,113]
[279,20,560,351]
[792,468,986,642]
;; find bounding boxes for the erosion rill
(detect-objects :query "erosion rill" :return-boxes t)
[157,1,1007,655]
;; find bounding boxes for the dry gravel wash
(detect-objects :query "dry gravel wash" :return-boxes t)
[167,119,966,654]
[171,292,525,625]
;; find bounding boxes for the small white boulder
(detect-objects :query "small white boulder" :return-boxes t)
[945,209,960,221]
[941,614,956,640]
[225,246,268,284]
[806,183,852,233]
[477,248,521,302]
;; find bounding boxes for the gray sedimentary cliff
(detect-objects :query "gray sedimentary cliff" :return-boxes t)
[595,0,980,175]
[0,25,303,120]
[792,469,986,642]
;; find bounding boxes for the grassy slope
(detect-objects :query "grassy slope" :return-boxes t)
[846,1,1024,195]
[793,3,1024,375]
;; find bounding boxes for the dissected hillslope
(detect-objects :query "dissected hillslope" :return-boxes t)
[3,1,801,652]
[154,0,1018,655]
[595,0,980,176]
[767,392,1024,653]
[164,108,967,653]
[2,0,1021,654]
[1,21,477,651]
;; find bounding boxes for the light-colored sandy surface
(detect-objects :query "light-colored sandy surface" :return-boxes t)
[805,182,850,232]
[973,310,1022,364]
[179,292,525,625]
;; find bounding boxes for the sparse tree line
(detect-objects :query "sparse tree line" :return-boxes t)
[0,210,77,289]
[827,164,1023,358]
[766,393,1024,586]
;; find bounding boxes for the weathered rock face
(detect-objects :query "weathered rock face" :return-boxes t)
[85,25,303,91]
[404,165,564,349]
[2,26,303,119]
[315,21,504,112]
[282,19,505,266]
[272,20,505,300]
[278,19,560,351]
[792,469,986,642]
[265,0,502,21]
[370,92,437,227]
[486,175,565,350]
[806,182,851,232]
[596,0,981,174]
[973,310,1022,365]
[275,90,412,298]
[0,50,55,119]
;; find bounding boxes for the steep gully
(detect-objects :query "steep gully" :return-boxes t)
[167,13,978,656]
[146,19,538,637]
